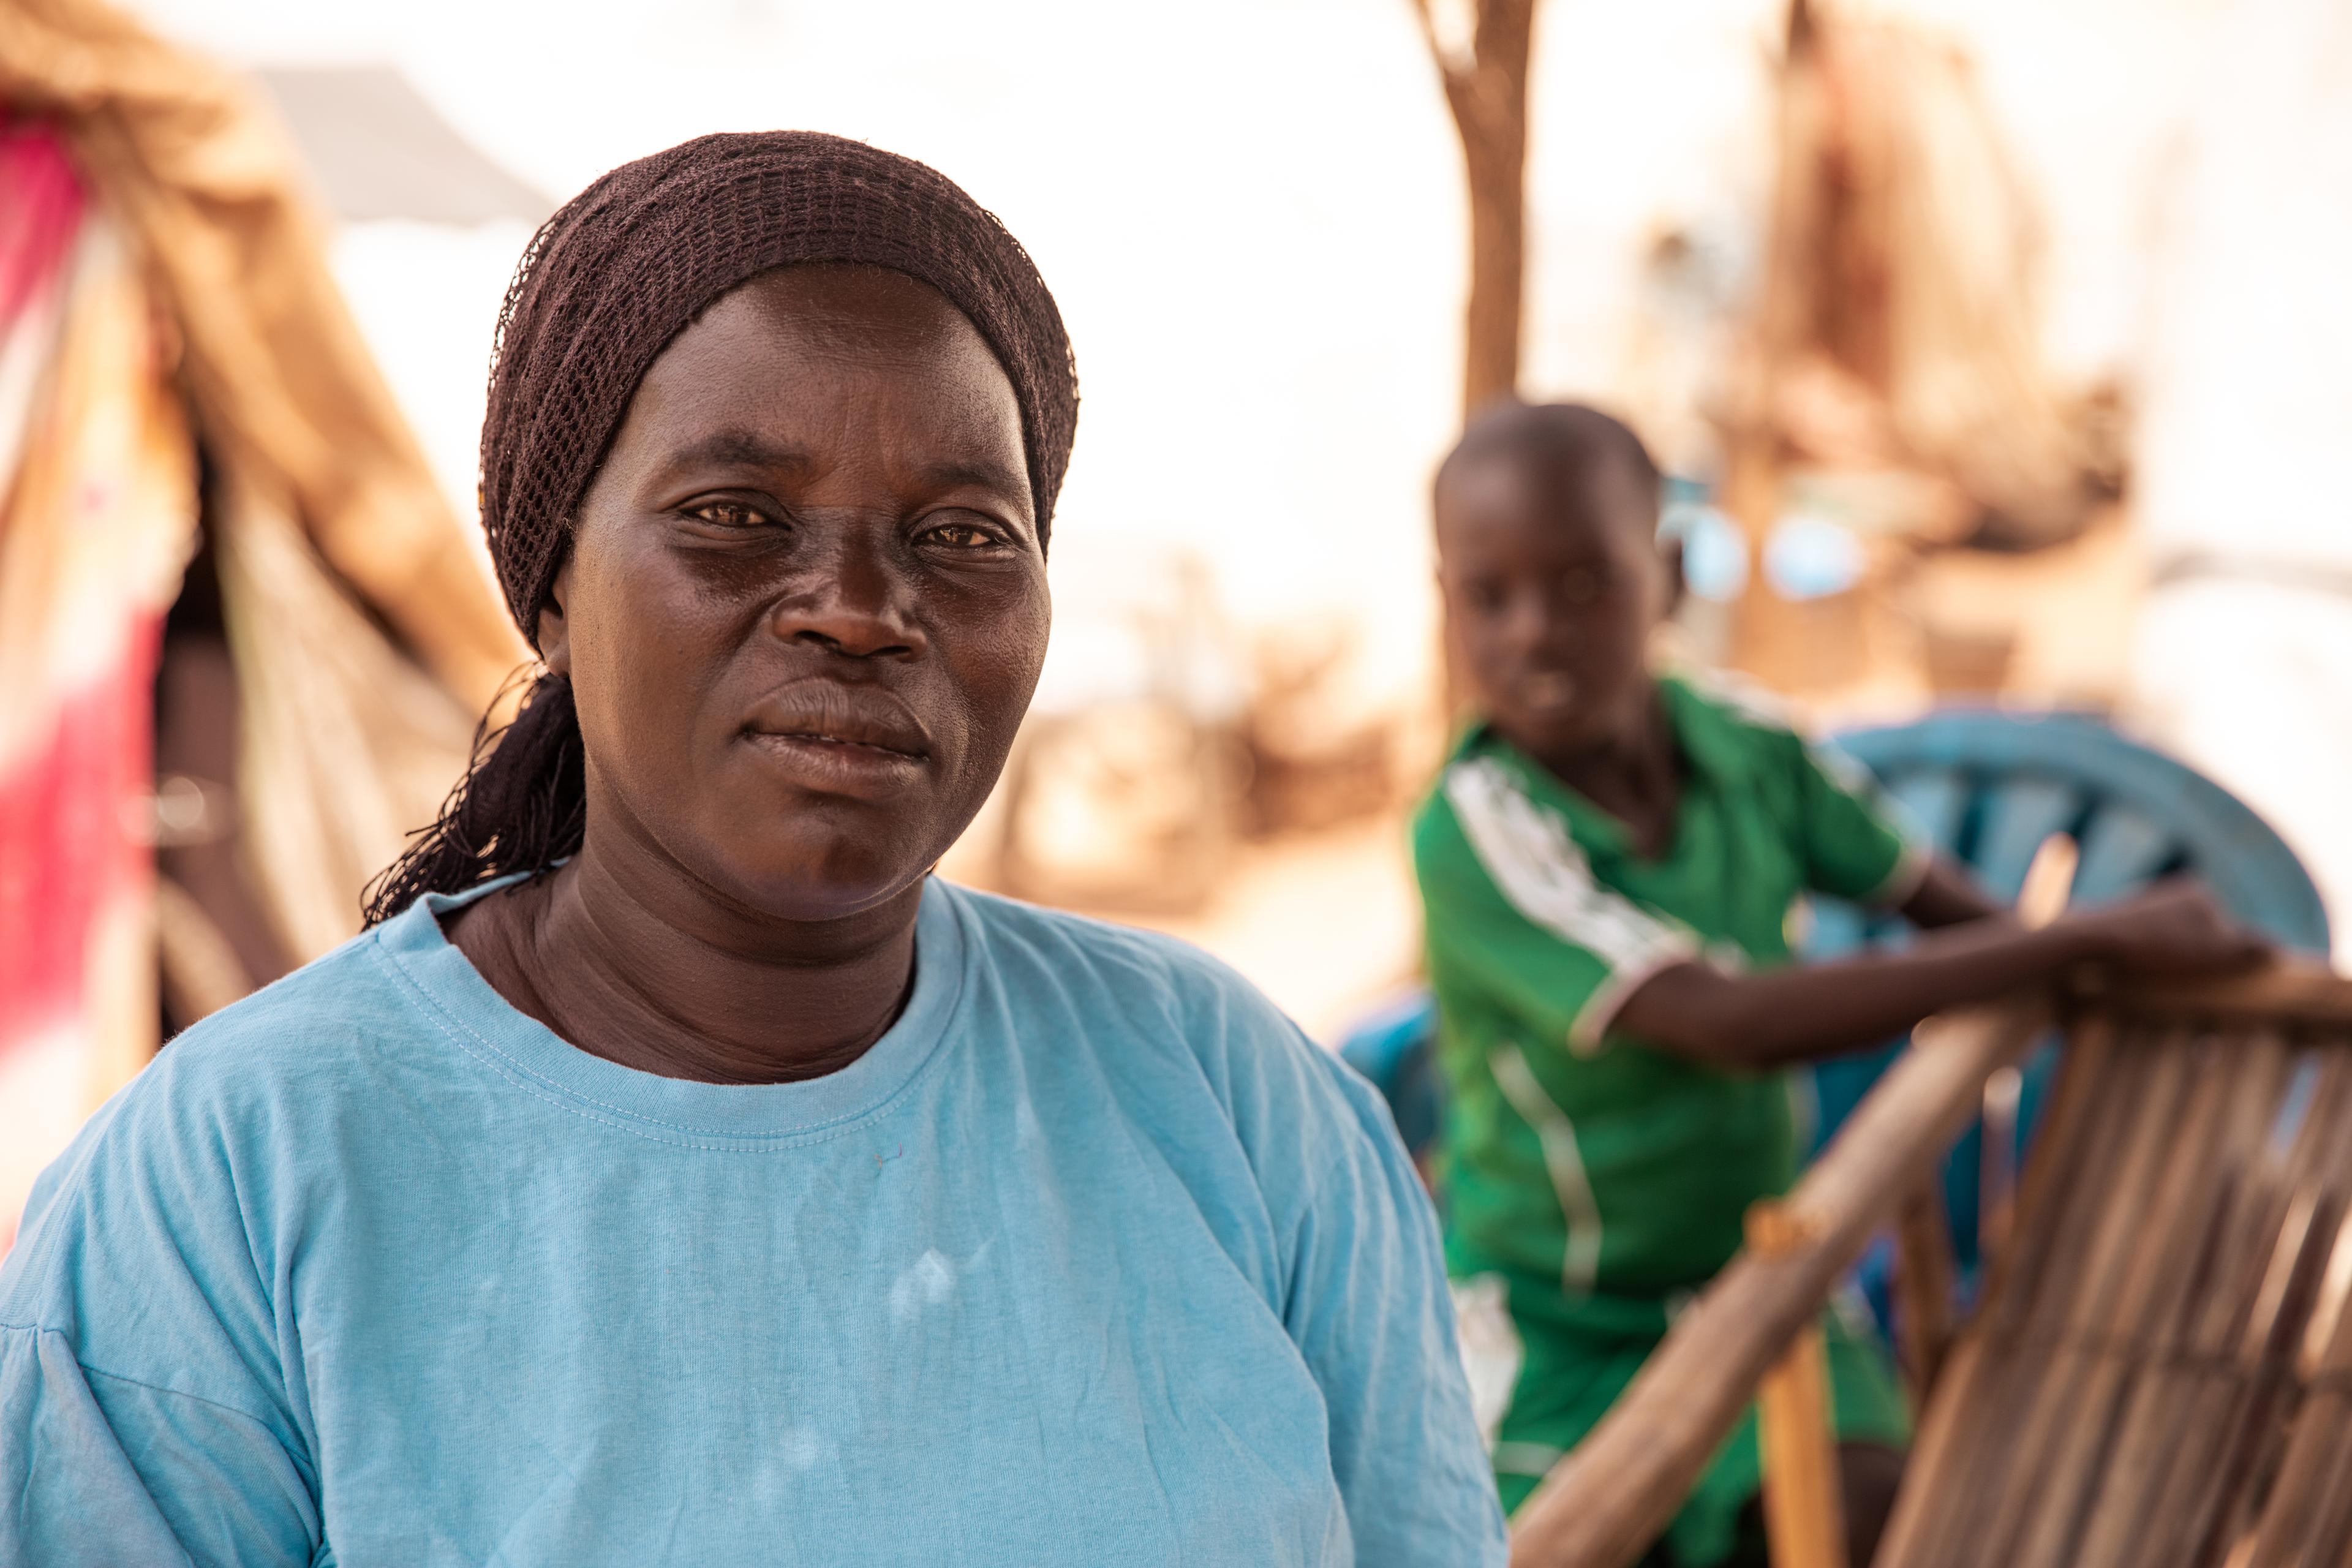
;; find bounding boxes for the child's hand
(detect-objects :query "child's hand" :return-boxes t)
[2058,879,2273,976]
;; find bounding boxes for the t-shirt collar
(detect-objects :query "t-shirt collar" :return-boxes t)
[369,872,968,1146]
[1450,673,1756,859]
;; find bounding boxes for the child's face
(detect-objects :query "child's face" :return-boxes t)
[1435,450,1670,759]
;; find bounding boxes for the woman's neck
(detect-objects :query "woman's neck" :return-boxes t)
[443,844,922,1085]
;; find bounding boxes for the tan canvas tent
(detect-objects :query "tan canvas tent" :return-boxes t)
[0,0,528,1241]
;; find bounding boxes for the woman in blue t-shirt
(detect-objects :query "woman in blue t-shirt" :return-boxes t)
[0,132,1502,1567]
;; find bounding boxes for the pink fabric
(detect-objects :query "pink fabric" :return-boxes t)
[0,124,102,1057]
[0,619,160,1049]
[0,126,187,1253]
[0,125,85,330]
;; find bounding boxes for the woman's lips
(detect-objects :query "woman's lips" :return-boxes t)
[742,681,931,756]
[740,681,932,797]
[741,730,925,798]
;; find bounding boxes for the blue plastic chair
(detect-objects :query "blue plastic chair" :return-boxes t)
[1803,709,2328,1300]
[1340,708,2329,1281]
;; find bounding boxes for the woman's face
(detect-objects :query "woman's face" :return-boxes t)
[543,265,1049,922]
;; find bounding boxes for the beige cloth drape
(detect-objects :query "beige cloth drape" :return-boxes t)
[1,0,529,966]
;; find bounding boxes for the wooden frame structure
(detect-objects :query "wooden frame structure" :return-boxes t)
[1508,963,2352,1568]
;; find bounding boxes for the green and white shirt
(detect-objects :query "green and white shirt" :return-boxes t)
[1412,674,1924,1314]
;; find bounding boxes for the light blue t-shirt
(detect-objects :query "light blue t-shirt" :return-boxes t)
[0,876,1503,1567]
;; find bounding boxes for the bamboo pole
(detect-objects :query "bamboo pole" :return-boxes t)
[1720,0,1823,690]
[2242,1194,2352,1564]
[2081,961,2352,1028]
[1874,1017,2137,1568]
[2258,1047,2352,1564]
[1999,1032,2333,1568]
[1883,1007,2352,1568]
[1507,1003,2048,1568]
[2187,1042,2352,1562]
[1751,1203,1849,1568]
[1909,1035,2179,1567]
[2007,1036,2247,1568]
[1892,1180,1955,1400]
[1990,1038,2203,1567]
[2122,1042,2343,1565]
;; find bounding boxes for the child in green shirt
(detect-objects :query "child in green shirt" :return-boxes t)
[1417,402,2266,1566]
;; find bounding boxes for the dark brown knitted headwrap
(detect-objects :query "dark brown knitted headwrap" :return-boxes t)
[363,132,1075,924]
[481,129,1079,644]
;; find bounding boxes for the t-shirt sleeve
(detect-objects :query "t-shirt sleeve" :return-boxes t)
[1281,1049,1510,1566]
[1165,943,1506,1564]
[1415,758,1698,1055]
[0,1090,319,1568]
[1793,737,1928,908]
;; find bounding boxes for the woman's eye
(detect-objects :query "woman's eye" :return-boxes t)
[684,500,771,530]
[920,519,1007,551]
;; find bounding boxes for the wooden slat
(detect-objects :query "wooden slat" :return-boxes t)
[1875,1022,2147,1568]
[1883,1027,2322,1568]
[2008,1037,2242,1568]
[1752,1204,1848,1568]
[2070,1036,2306,1567]
[1872,1017,2122,1568]
[2062,1032,2310,1566]
[1981,1016,2123,1323]
[2168,1049,2352,1562]
[1869,1332,1987,1568]
[2088,962,2352,1028]
[2202,1048,2352,1562]
[1978,1039,2199,1565]
[1758,1325,1847,1568]
[2244,1385,2352,1568]
[1506,1005,2048,1568]
[1517,973,2352,1568]
[2271,1063,2352,1565]
[2005,1027,2159,1338]
[1893,1180,1956,1399]
[2176,1188,2335,1564]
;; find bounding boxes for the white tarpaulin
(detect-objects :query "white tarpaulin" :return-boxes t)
[2132,0,2352,958]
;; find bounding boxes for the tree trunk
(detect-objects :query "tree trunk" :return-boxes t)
[1414,0,1540,420]
[1416,0,1540,716]
[1723,0,1823,687]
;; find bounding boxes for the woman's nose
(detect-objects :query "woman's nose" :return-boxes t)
[768,535,927,660]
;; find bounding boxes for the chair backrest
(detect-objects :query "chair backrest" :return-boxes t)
[1342,708,2330,1180]
[1819,708,2329,953]
[1505,971,2352,1568]
[1804,709,2330,1279]
[1875,983,2352,1568]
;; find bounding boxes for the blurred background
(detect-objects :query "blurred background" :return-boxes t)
[4,0,2348,1239]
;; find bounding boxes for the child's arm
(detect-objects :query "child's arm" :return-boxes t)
[1613,875,2267,1071]
[1898,859,2010,929]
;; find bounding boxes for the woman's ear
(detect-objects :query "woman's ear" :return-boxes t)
[537,560,573,677]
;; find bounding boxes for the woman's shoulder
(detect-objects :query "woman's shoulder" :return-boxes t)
[0,927,417,1324]
[933,878,1275,1016]
[37,924,424,1191]
[933,880,1333,1064]
[930,879,1400,1150]
[154,922,423,1088]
